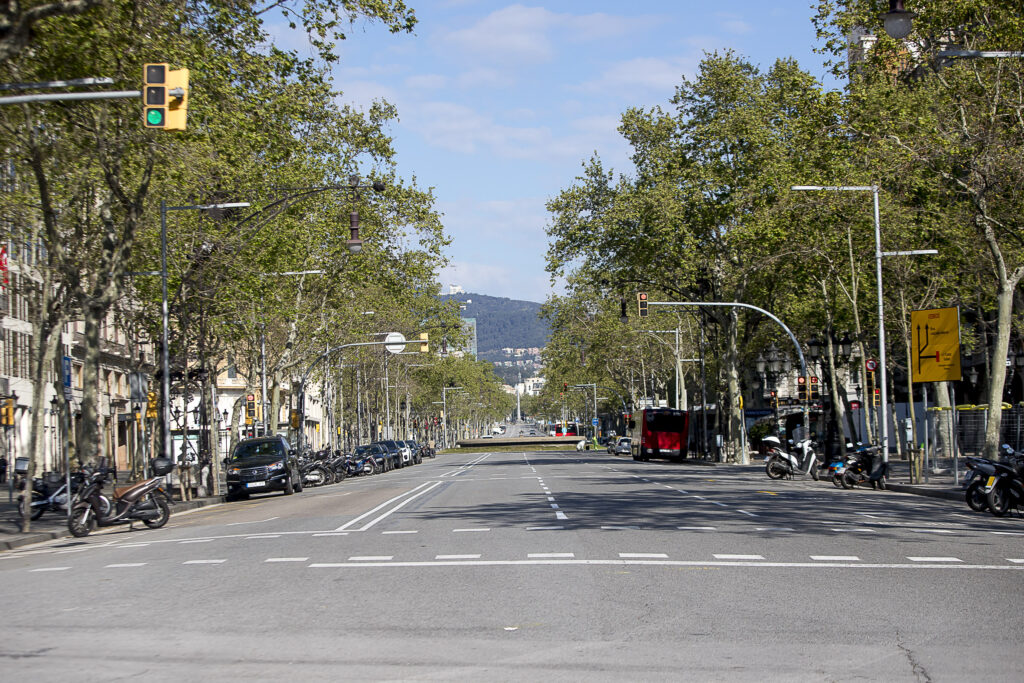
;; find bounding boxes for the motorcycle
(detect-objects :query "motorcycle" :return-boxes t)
[827,459,847,488]
[764,436,820,481]
[983,445,1024,517]
[963,455,997,512]
[18,470,93,520]
[840,445,887,490]
[67,458,173,538]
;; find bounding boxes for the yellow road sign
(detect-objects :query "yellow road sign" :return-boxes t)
[911,307,961,382]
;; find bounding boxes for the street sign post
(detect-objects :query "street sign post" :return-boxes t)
[910,307,961,382]
[385,332,406,354]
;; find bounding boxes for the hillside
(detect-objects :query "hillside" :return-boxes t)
[441,292,549,354]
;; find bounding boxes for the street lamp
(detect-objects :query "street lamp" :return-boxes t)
[881,0,915,40]
[792,184,938,463]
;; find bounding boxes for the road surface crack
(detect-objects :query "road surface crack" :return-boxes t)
[896,630,932,682]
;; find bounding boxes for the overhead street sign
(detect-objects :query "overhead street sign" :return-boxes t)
[911,307,961,383]
[385,332,406,354]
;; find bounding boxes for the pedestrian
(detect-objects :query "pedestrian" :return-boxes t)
[0,455,7,483]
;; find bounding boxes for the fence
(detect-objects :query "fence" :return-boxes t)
[925,404,1024,460]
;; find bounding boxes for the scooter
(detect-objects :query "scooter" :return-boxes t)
[763,436,820,481]
[983,445,1024,517]
[963,455,997,512]
[840,445,887,490]
[67,458,173,538]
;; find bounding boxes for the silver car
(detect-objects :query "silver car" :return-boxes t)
[610,437,632,456]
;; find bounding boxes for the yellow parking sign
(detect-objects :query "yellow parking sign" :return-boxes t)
[911,307,961,382]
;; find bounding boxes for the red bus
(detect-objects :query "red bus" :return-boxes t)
[638,408,689,461]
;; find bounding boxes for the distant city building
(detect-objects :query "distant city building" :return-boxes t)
[447,284,465,295]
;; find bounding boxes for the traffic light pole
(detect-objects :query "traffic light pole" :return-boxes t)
[647,300,810,450]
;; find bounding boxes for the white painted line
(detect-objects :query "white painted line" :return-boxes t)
[31,567,71,572]
[334,481,437,531]
[757,527,795,532]
[811,556,861,562]
[550,504,560,509]
[601,526,640,530]
[907,557,962,563]
[313,532,349,537]
[302,558,1024,570]
[714,554,764,560]
[356,481,444,532]
[528,553,575,558]
[857,513,882,518]
[105,563,147,568]
[737,510,758,517]
[382,530,419,535]
[555,511,568,520]
[265,557,309,563]
[832,528,877,533]
[910,529,954,534]
[183,559,226,564]
[620,553,668,559]
[547,497,555,502]
[246,535,281,539]
[693,496,705,500]
[116,543,151,548]
[57,549,88,554]
[453,528,490,533]
[436,554,481,560]
[677,526,716,531]
[527,526,564,530]
[991,531,1024,536]
[711,501,728,507]
[1008,559,1024,564]
[227,516,280,526]
[349,556,394,561]
[179,539,213,544]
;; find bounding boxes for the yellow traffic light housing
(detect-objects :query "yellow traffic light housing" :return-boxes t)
[1,398,14,426]
[143,63,189,130]
[637,292,649,318]
[245,394,256,425]
[809,376,820,401]
[797,376,807,402]
[419,332,429,353]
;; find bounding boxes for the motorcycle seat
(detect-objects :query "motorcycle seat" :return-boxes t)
[114,479,156,502]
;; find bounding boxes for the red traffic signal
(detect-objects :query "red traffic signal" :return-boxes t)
[797,376,807,401]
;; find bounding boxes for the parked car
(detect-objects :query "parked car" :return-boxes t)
[380,440,412,467]
[401,440,423,464]
[225,436,303,499]
[609,437,632,456]
[353,443,388,474]
[373,441,402,470]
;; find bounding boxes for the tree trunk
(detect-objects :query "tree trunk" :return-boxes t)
[79,304,104,466]
[983,281,1015,459]
[724,311,743,463]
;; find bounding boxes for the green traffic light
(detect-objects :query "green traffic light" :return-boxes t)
[146,108,165,126]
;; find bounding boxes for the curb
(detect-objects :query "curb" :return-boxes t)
[886,483,963,502]
[0,495,225,552]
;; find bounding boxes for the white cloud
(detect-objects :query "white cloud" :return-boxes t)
[336,80,399,107]
[717,13,754,35]
[578,56,697,99]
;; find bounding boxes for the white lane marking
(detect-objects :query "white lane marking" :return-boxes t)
[676,489,689,494]
[601,526,640,530]
[357,481,444,532]
[349,556,394,561]
[382,530,419,535]
[908,557,962,563]
[857,513,882,518]
[246,535,281,540]
[334,481,437,532]
[453,528,490,533]
[910,529,955,534]
[811,556,861,562]
[226,516,280,526]
[183,559,226,564]
[313,532,349,537]
[678,526,716,531]
[711,501,728,507]
[555,511,568,520]
[116,543,150,548]
[179,539,213,544]
[527,526,564,530]
[714,554,764,560]
[57,549,88,554]
[991,531,1024,536]
[832,528,877,533]
[737,510,758,517]
[265,557,309,563]
[619,553,669,559]
[31,567,71,572]
[757,527,795,532]
[106,563,147,568]
[1008,559,1024,564]
[436,554,481,560]
[529,553,575,558]
[550,504,560,509]
[306,559,1024,570]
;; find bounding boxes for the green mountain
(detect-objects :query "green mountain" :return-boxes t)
[441,292,549,354]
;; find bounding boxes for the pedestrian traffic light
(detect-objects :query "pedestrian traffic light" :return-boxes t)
[146,391,159,419]
[769,390,777,408]
[809,376,819,400]
[419,332,429,353]
[0,398,13,426]
[797,376,807,401]
[873,388,881,406]
[143,63,189,130]
[245,394,256,425]
[637,292,649,318]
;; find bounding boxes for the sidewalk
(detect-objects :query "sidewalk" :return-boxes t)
[0,488,224,551]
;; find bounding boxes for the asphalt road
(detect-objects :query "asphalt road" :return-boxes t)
[2,449,1022,681]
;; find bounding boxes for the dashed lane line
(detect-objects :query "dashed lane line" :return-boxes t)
[382,530,418,535]
[183,559,226,565]
[714,554,765,560]
[619,553,668,559]
[106,563,147,568]
[30,567,70,572]
[907,556,962,563]
[436,554,481,560]
[528,553,575,558]
[349,556,394,561]
[811,556,861,562]
[453,528,490,533]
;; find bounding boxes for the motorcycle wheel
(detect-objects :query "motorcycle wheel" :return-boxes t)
[68,506,96,538]
[986,482,1010,517]
[19,491,45,520]
[841,470,858,489]
[831,474,844,488]
[810,463,820,481]
[362,461,375,476]
[765,457,786,480]
[142,496,170,529]
[965,481,988,511]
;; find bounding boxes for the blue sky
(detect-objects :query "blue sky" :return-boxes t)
[277,2,835,302]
